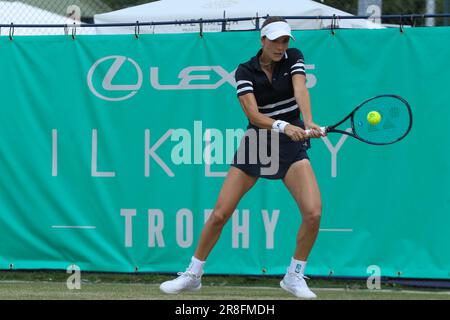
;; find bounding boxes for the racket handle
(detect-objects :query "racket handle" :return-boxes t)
[305,126,326,135]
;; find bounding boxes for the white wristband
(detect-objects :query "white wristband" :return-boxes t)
[272,120,289,133]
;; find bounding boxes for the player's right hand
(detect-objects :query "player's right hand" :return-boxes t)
[284,124,308,141]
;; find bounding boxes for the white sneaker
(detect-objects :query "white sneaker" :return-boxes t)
[160,271,202,294]
[280,273,317,299]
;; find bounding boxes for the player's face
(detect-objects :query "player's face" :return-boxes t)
[261,36,290,61]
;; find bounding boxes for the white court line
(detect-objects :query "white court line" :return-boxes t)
[51,226,96,229]
[2,282,448,296]
[319,229,353,232]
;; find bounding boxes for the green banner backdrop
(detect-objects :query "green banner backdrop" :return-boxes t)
[0,27,449,279]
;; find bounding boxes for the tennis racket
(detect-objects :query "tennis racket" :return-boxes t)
[305,94,413,145]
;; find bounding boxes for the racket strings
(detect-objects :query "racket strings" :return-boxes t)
[353,96,411,144]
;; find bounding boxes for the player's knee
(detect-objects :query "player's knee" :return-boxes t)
[209,204,232,227]
[209,211,228,227]
[303,206,322,226]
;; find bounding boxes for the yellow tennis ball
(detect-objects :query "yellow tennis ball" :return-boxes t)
[367,111,381,125]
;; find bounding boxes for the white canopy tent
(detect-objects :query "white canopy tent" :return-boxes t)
[94,0,382,35]
[0,1,93,36]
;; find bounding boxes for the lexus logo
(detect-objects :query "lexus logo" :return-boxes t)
[87,56,143,101]
[87,56,317,102]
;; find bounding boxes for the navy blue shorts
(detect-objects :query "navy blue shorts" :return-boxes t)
[230,119,310,180]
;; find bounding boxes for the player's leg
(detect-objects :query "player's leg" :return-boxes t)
[160,166,258,294]
[280,158,322,298]
[194,166,258,260]
[284,159,322,260]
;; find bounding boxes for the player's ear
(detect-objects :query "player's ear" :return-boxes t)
[260,36,266,47]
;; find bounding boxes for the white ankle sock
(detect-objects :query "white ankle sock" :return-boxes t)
[288,257,307,275]
[187,256,205,277]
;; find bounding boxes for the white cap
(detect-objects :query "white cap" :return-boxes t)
[260,21,295,41]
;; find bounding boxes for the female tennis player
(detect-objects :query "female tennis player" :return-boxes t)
[160,17,324,299]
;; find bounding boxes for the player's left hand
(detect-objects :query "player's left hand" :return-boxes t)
[305,121,326,138]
